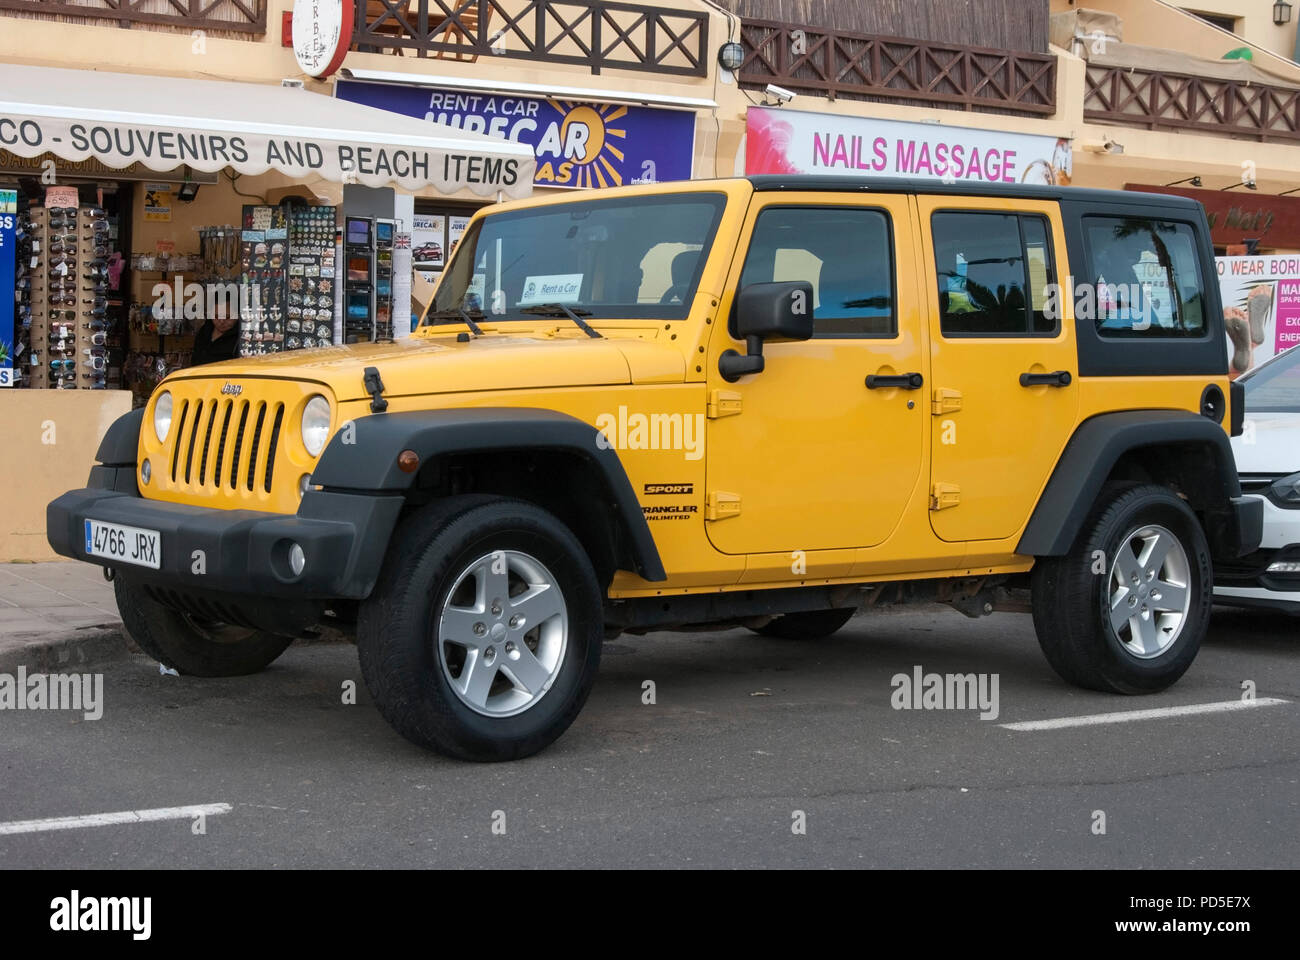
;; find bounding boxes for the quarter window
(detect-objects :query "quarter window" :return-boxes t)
[932,212,1057,336]
[738,207,896,337]
[1081,216,1206,337]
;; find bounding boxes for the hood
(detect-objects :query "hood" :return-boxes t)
[167,332,686,400]
[1231,411,1300,475]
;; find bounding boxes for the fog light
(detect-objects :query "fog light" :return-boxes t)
[140,458,151,484]
[298,473,312,497]
[289,543,306,577]
[1266,560,1300,573]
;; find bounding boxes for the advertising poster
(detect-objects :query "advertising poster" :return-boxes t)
[336,80,695,189]
[412,213,445,281]
[448,215,470,261]
[0,188,14,387]
[1217,255,1300,377]
[744,106,1072,185]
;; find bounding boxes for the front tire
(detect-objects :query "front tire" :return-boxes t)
[114,578,293,677]
[1031,483,1212,693]
[358,496,602,761]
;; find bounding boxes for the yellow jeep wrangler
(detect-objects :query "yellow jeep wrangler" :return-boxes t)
[48,177,1262,760]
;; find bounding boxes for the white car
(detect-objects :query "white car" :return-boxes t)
[1214,346,1300,614]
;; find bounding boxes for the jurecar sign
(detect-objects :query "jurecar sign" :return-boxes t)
[335,80,696,189]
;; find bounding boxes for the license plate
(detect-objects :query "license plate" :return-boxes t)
[84,519,161,569]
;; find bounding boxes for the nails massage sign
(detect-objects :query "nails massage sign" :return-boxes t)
[1216,255,1300,376]
[291,0,354,79]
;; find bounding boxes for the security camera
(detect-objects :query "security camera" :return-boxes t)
[764,83,795,104]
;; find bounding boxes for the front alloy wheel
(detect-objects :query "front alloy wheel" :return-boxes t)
[438,550,568,718]
[1107,524,1193,659]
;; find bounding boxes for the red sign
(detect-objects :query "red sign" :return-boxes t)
[1128,183,1300,249]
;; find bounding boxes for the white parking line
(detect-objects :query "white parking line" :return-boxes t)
[1000,698,1290,731]
[0,803,231,836]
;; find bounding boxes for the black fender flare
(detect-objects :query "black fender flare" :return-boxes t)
[311,407,666,582]
[88,407,145,495]
[1017,410,1251,558]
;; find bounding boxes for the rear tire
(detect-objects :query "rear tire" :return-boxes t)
[752,607,855,640]
[1031,483,1211,693]
[114,578,293,677]
[358,496,602,762]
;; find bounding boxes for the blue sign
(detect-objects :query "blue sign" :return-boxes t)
[0,189,15,388]
[336,80,695,189]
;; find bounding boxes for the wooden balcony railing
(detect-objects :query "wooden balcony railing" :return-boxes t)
[1085,63,1300,143]
[352,0,710,76]
[0,0,266,34]
[737,18,1057,115]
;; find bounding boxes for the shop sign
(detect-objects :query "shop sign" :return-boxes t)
[1130,183,1300,249]
[1217,255,1300,376]
[0,188,14,387]
[43,186,78,208]
[144,186,172,222]
[292,0,353,78]
[335,81,696,189]
[745,106,1073,185]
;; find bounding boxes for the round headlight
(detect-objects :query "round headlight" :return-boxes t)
[153,391,173,443]
[301,395,331,457]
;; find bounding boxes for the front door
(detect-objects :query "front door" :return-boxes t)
[705,195,926,555]
[917,197,1080,543]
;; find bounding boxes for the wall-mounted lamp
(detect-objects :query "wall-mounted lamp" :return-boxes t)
[1165,176,1203,187]
[717,41,745,72]
[1274,1,1292,26]
[1222,180,1258,191]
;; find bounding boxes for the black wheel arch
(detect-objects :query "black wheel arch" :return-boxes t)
[1018,410,1259,561]
[310,408,666,583]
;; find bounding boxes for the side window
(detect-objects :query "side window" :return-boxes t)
[932,211,1057,336]
[738,207,896,337]
[1082,216,1206,337]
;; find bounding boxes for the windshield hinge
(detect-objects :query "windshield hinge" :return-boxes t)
[707,389,742,419]
[363,366,388,413]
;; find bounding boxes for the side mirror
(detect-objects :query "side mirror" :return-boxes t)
[720,281,815,382]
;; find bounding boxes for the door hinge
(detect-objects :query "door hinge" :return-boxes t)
[931,387,962,415]
[707,389,742,419]
[705,491,742,520]
[930,482,961,511]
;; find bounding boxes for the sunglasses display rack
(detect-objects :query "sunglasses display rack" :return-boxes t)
[285,205,337,350]
[13,209,35,388]
[20,204,114,390]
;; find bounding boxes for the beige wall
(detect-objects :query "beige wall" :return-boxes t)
[0,390,133,561]
[1176,0,1296,57]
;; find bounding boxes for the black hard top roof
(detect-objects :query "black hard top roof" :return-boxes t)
[745,175,1201,210]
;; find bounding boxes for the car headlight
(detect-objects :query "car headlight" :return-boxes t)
[301,395,331,457]
[1269,472,1300,507]
[153,391,173,443]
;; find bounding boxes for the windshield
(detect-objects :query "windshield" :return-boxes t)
[1242,345,1300,413]
[426,193,728,325]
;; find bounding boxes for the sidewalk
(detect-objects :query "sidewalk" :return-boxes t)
[0,561,129,671]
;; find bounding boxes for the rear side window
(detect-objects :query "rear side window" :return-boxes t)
[1081,216,1206,337]
[738,206,896,337]
[1242,346,1300,412]
[932,212,1057,336]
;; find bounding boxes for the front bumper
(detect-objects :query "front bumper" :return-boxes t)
[1213,495,1300,613]
[47,487,402,601]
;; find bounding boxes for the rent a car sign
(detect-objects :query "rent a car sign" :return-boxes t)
[335,81,696,189]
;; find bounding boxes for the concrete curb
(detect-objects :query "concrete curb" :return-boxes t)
[0,626,134,673]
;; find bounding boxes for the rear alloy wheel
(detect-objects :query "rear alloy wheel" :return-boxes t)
[1031,484,1211,693]
[358,496,602,761]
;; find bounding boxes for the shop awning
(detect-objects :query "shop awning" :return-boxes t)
[0,63,535,198]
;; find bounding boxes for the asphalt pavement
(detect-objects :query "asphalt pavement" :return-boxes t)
[1,603,1296,868]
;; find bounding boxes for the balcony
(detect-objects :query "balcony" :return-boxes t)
[735,18,1057,116]
[1085,63,1300,144]
[0,0,266,34]
[352,0,710,76]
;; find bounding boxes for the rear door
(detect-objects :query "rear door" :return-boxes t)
[917,197,1080,543]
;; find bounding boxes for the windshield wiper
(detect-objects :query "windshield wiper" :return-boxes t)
[519,303,602,339]
[424,307,484,336]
